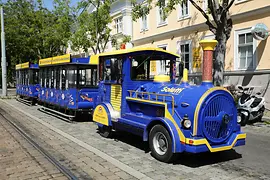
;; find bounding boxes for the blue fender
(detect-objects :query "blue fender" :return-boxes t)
[143,117,183,153]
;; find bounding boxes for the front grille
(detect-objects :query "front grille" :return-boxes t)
[202,95,235,144]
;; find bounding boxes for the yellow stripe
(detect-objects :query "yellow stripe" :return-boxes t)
[39,57,53,66]
[186,133,246,152]
[89,55,99,65]
[126,97,186,142]
[15,64,22,70]
[21,62,29,69]
[52,54,70,65]
[193,87,233,136]
[126,96,245,152]
[16,62,29,69]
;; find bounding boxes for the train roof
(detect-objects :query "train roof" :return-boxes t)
[89,47,180,63]
[39,54,98,67]
[15,62,39,70]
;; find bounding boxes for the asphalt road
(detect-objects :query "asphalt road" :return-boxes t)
[216,129,270,178]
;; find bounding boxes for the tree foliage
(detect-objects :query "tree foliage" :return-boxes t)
[71,0,112,54]
[132,0,235,86]
[71,0,131,55]
[0,0,75,84]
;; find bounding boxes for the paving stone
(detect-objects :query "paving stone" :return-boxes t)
[2,99,270,180]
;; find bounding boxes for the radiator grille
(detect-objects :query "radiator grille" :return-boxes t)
[202,95,234,143]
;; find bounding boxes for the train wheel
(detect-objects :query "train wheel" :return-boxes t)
[149,125,174,163]
[98,125,112,138]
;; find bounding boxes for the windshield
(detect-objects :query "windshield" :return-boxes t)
[130,54,172,81]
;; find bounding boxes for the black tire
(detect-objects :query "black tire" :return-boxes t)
[256,113,263,122]
[98,125,112,138]
[240,113,247,126]
[257,106,265,122]
[149,124,175,163]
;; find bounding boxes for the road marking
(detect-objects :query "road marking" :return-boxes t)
[1,100,153,180]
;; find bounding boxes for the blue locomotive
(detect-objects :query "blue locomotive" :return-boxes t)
[92,41,246,162]
[38,54,99,120]
[16,62,40,105]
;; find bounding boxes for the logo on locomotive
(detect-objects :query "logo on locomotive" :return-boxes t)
[161,87,184,94]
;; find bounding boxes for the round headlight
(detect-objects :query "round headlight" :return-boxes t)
[183,119,191,128]
[237,114,242,123]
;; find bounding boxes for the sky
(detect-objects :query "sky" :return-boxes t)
[1,0,80,10]
[43,0,80,10]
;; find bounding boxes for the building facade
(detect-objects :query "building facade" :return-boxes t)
[69,0,133,56]
[70,0,270,109]
[131,0,270,109]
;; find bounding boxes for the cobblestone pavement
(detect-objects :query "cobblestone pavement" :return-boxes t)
[0,110,67,180]
[1,99,270,180]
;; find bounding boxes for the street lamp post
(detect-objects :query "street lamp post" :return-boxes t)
[1,6,7,97]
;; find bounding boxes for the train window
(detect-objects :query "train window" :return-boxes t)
[40,69,44,87]
[19,70,21,85]
[20,70,23,85]
[61,68,67,90]
[79,69,86,86]
[131,56,150,80]
[34,69,38,84]
[25,70,29,85]
[45,68,49,88]
[29,69,38,85]
[39,69,42,86]
[101,57,122,83]
[55,68,60,89]
[93,69,98,86]
[29,70,33,84]
[51,68,54,88]
[68,68,77,88]
[25,70,27,85]
[16,71,18,84]
[130,54,171,81]
[22,70,24,85]
[78,67,98,88]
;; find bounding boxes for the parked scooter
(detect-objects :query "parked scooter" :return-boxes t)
[237,86,265,126]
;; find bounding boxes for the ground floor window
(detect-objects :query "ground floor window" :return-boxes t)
[177,40,192,72]
[235,28,256,70]
[157,44,170,75]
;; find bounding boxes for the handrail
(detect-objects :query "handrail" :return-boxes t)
[128,90,175,115]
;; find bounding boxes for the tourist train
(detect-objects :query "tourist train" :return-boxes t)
[15,40,246,162]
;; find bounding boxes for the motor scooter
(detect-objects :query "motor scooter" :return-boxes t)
[237,86,265,126]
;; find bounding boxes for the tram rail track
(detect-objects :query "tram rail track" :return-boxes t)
[0,108,78,180]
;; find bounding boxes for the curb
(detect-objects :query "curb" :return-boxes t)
[0,96,16,99]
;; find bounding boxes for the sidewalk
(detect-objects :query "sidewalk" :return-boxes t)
[0,88,16,98]
[0,110,67,180]
[263,109,270,124]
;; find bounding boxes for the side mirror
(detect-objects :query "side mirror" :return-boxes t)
[132,60,138,67]
[256,91,262,95]
[237,85,243,90]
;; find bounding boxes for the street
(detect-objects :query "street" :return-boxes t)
[0,99,270,180]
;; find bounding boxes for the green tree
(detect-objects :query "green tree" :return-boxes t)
[0,0,75,84]
[71,0,130,54]
[132,0,235,86]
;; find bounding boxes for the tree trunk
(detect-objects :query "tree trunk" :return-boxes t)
[213,33,227,86]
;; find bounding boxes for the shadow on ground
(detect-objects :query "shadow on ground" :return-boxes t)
[173,150,242,167]
[100,130,242,167]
